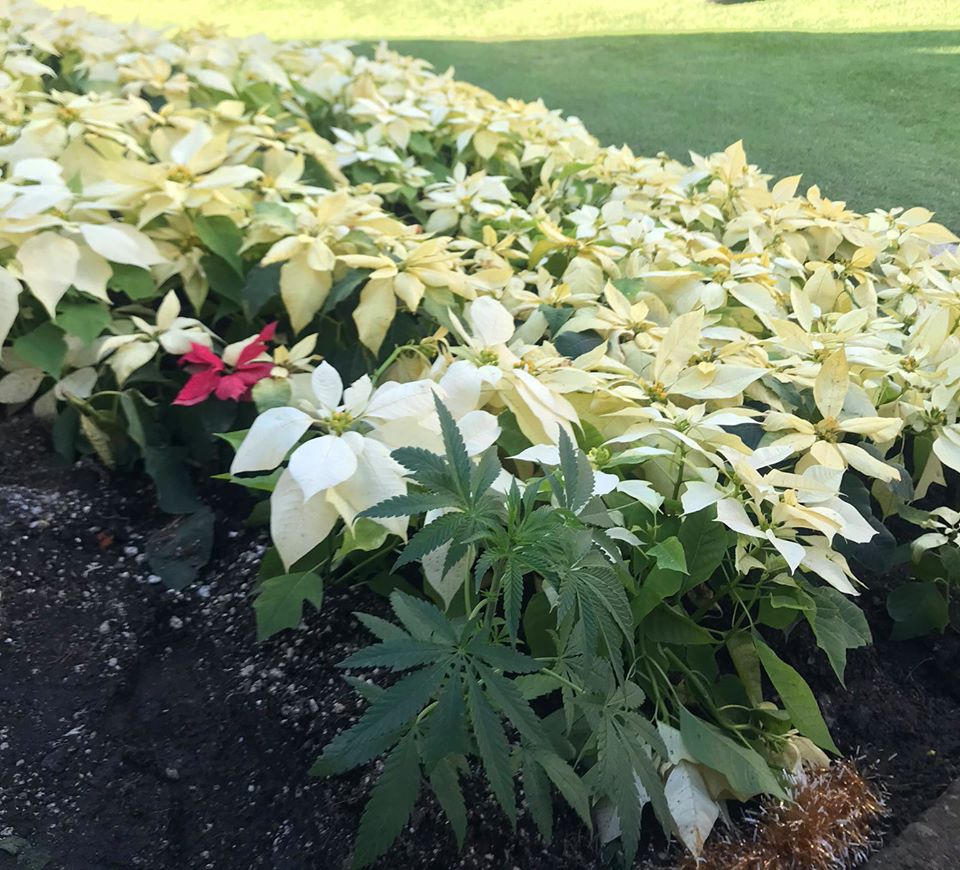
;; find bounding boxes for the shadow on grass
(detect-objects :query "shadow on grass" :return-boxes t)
[396,31,960,229]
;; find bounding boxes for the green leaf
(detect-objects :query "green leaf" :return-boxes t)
[648,536,688,574]
[754,637,839,753]
[594,717,657,863]
[215,428,249,452]
[55,301,110,344]
[467,679,516,824]
[200,254,241,306]
[557,427,579,506]
[581,567,634,652]
[632,567,683,622]
[241,80,282,113]
[352,733,420,868]
[194,214,245,276]
[678,504,729,587]
[393,512,464,569]
[322,268,367,313]
[361,491,455,518]
[422,673,470,769]
[471,447,502,500]
[211,469,281,492]
[343,675,384,703]
[428,757,467,849]
[942,546,960,583]
[475,663,543,745]
[642,604,714,645]
[253,200,297,232]
[727,631,762,706]
[533,749,593,831]
[501,560,524,640]
[389,590,457,642]
[467,639,541,674]
[806,586,871,685]
[612,277,645,299]
[515,673,559,701]
[556,160,595,180]
[435,394,472,498]
[355,611,409,642]
[253,571,324,640]
[317,664,445,774]
[758,596,800,630]
[119,391,150,448]
[523,752,554,842]
[336,517,390,559]
[242,263,281,316]
[522,591,556,659]
[554,428,594,513]
[300,153,336,188]
[108,263,157,300]
[52,405,79,460]
[391,446,449,489]
[12,322,66,376]
[554,330,603,359]
[679,707,785,799]
[143,445,202,514]
[887,580,949,640]
[338,638,446,671]
[538,304,574,336]
[144,506,215,591]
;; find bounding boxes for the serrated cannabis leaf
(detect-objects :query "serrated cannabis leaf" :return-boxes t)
[523,753,554,841]
[429,757,468,849]
[352,733,420,868]
[467,678,517,824]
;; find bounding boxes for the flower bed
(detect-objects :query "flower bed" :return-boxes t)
[1,0,959,864]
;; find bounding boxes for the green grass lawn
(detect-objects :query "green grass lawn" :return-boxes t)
[53,1,960,228]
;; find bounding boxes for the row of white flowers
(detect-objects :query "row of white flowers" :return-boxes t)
[1,0,957,583]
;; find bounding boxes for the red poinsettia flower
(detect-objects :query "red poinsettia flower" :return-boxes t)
[173,322,277,406]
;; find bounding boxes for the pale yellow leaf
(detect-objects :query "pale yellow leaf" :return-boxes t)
[17,232,79,317]
[813,348,848,420]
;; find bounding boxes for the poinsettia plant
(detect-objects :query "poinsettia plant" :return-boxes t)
[174,323,278,406]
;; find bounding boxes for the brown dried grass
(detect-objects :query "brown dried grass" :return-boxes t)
[683,762,884,870]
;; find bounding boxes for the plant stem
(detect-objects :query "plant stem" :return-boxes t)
[333,545,395,586]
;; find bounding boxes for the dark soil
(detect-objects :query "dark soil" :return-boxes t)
[793,582,960,838]
[1,415,958,869]
[0,416,610,870]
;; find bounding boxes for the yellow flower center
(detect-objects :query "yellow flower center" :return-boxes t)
[924,407,946,427]
[815,416,840,442]
[168,164,195,183]
[327,410,354,435]
[588,446,611,467]
[645,380,669,402]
